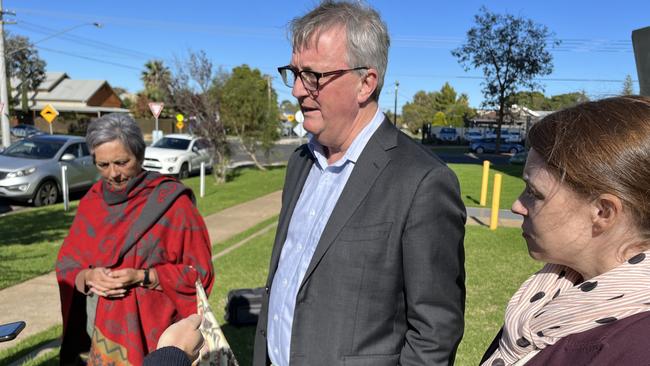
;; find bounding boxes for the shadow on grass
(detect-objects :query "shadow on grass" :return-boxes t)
[0,337,60,366]
[491,164,524,179]
[222,324,256,366]
[465,195,480,205]
[0,207,76,247]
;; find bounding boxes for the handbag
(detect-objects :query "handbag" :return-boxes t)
[196,280,240,366]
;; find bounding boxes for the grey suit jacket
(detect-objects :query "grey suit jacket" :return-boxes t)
[253,118,466,366]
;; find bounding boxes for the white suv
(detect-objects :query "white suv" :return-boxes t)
[143,134,213,179]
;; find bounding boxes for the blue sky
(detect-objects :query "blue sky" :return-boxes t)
[6,0,649,113]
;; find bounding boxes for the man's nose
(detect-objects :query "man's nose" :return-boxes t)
[292,76,309,98]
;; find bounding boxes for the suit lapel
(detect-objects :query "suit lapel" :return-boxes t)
[268,145,314,280]
[299,118,397,291]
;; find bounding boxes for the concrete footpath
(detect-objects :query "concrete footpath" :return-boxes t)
[0,190,282,352]
[0,190,520,352]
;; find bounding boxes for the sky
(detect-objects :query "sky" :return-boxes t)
[5,0,649,113]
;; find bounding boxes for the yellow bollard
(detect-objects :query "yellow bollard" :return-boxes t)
[490,173,503,230]
[480,160,490,206]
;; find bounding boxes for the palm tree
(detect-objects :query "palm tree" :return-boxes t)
[140,60,171,101]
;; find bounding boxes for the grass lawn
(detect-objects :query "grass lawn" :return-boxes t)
[448,163,525,209]
[0,167,287,290]
[1,223,540,366]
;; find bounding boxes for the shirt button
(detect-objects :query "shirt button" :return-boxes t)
[297,244,303,251]
[309,209,316,216]
[274,347,279,354]
[282,278,288,286]
[274,314,279,321]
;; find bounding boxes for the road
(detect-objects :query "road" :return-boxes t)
[0,138,513,215]
[0,138,303,215]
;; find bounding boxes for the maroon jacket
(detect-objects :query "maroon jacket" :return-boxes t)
[482,311,650,365]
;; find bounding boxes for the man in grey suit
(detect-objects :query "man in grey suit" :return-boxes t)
[253,1,466,365]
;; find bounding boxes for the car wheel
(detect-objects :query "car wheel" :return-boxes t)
[475,147,485,154]
[33,180,59,207]
[509,148,518,154]
[178,163,190,180]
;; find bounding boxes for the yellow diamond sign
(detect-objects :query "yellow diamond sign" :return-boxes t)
[176,121,184,130]
[40,104,59,124]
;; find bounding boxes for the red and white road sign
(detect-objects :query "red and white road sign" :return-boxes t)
[148,102,164,119]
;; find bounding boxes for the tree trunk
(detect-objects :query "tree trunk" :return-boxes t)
[238,135,267,171]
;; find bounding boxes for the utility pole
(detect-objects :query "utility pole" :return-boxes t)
[393,81,399,126]
[0,0,15,148]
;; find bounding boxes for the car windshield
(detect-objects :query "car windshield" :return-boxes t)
[152,137,191,150]
[2,139,64,159]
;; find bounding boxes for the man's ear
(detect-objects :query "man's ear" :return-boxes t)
[591,193,623,235]
[357,68,378,104]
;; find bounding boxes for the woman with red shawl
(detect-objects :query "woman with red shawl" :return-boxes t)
[56,113,214,365]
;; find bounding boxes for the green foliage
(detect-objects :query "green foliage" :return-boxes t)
[140,59,172,103]
[508,90,589,111]
[221,65,280,169]
[402,83,475,132]
[280,99,299,116]
[621,74,635,95]
[453,6,558,148]
[432,111,447,126]
[5,32,47,115]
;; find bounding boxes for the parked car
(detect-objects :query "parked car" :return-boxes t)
[0,135,98,206]
[143,134,214,179]
[469,138,525,154]
[438,127,460,144]
[464,131,484,143]
[10,124,43,138]
[509,150,528,165]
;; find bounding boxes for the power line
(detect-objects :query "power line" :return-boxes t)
[37,46,141,71]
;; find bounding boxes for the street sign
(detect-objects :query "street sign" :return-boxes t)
[176,113,184,122]
[287,114,295,122]
[294,110,304,123]
[40,104,59,124]
[148,102,164,119]
[293,122,307,138]
[176,121,184,130]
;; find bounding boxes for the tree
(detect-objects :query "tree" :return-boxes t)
[621,74,635,95]
[280,99,299,116]
[220,65,280,170]
[508,90,589,111]
[452,7,558,151]
[432,111,447,126]
[401,83,474,133]
[140,59,172,102]
[402,91,436,133]
[5,33,46,119]
[167,50,230,183]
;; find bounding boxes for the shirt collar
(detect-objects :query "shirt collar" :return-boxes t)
[308,108,384,169]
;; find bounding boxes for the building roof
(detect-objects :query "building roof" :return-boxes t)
[35,79,106,103]
[10,72,128,113]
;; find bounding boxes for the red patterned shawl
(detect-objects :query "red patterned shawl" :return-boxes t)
[56,171,214,365]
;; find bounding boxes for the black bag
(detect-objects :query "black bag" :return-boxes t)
[224,287,265,326]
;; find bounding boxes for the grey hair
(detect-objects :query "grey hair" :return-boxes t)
[86,113,145,162]
[290,0,390,101]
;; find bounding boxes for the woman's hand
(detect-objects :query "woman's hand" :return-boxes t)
[109,268,144,287]
[85,267,127,298]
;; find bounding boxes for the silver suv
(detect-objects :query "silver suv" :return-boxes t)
[0,135,98,206]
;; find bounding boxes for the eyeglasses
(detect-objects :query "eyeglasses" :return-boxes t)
[277,65,369,92]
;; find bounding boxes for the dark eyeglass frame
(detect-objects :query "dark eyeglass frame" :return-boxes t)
[277,65,369,91]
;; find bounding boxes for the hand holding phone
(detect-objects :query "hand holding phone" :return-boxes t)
[0,321,26,342]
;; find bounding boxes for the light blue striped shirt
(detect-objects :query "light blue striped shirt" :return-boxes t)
[267,109,385,366]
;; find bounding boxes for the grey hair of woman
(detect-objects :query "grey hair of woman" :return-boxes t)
[289,0,390,101]
[86,113,146,163]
